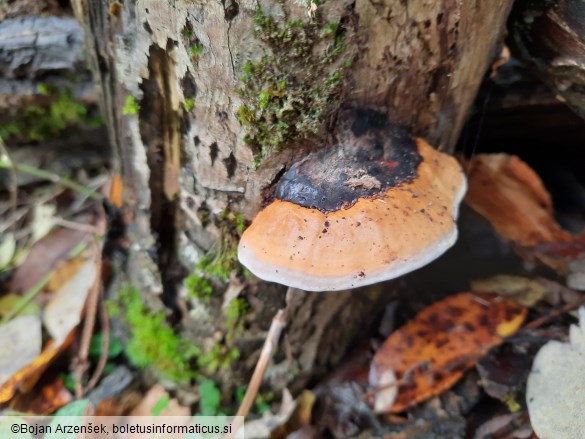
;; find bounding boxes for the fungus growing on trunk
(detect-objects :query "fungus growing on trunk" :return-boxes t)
[238,109,467,291]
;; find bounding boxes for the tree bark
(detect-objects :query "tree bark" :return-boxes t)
[72,0,514,393]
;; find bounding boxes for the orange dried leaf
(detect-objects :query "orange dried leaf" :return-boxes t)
[12,377,74,414]
[370,292,527,413]
[46,255,86,292]
[0,343,61,404]
[465,154,571,247]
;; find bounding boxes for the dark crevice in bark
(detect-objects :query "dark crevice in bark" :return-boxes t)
[223,152,237,178]
[209,142,219,166]
[139,43,183,315]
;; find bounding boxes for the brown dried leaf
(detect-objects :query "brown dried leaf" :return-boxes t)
[465,154,571,247]
[129,384,190,416]
[370,292,527,413]
[9,228,89,294]
[11,377,74,414]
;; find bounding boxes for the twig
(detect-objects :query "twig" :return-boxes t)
[52,217,101,235]
[237,309,286,417]
[227,308,287,438]
[0,158,103,201]
[0,273,50,324]
[84,289,109,394]
[0,141,18,229]
[73,241,102,398]
[524,294,585,330]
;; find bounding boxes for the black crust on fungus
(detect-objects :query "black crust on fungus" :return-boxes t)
[275,109,423,213]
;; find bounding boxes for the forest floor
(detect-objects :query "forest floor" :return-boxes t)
[1,1,585,439]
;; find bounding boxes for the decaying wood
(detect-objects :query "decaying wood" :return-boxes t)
[509,0,585,120]
[0,15,106,189]
[0,16,93,110]
[72,0,516,390]
[349,0,514,151]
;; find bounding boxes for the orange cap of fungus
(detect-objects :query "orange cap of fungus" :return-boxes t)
[238,110,467,291]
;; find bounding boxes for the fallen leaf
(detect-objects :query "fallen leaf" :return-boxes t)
[465,154,585,277]
[43,254,99,344]
[0,293,40,318]
[567,257,585,291]
[46,253,87,292]
[476,348,532,400]
[0,232,15,269]
[526,240,585,276]
[129,384,190,417]
[465,154,571,247]
[11,377,74,414]
[0,315,42,385]
[471,275,548,307]
[9,228,89,294]
[0,341,64,404]
[527,307,585,439]
[370,292,527,413]
[237,390,314,439]
[473,411,532,439]
[372,369,397,414]
[30,203,56,243]
[272,390,315,439]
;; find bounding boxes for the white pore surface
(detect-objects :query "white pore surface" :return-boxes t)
[526,307,585,439]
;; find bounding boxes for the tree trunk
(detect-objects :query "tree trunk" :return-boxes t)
[71,0,513,394]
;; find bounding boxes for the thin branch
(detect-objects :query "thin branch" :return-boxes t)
[227,305,288,438]
[0,274,50,324]
[524,294,585,330]
[73,240,102,398]
[0,158,103,201]
[84,289,109,394]
[0,141,18,233]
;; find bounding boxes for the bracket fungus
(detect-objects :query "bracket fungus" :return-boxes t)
[238,109,467,291]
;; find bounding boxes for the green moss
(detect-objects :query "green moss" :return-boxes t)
[237,8,348,164]
[184,273,213,300]
[189,209,247,285]
[198,343,240,373]
[224,297,250,333]
[0,84,101,143]
[122,95,140,115]
[182,98,196,112]
[189,43,204,60]
[116,285,199,382]
[182,21,204,66]
[235,387,274,415]
[182,27,193,40]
